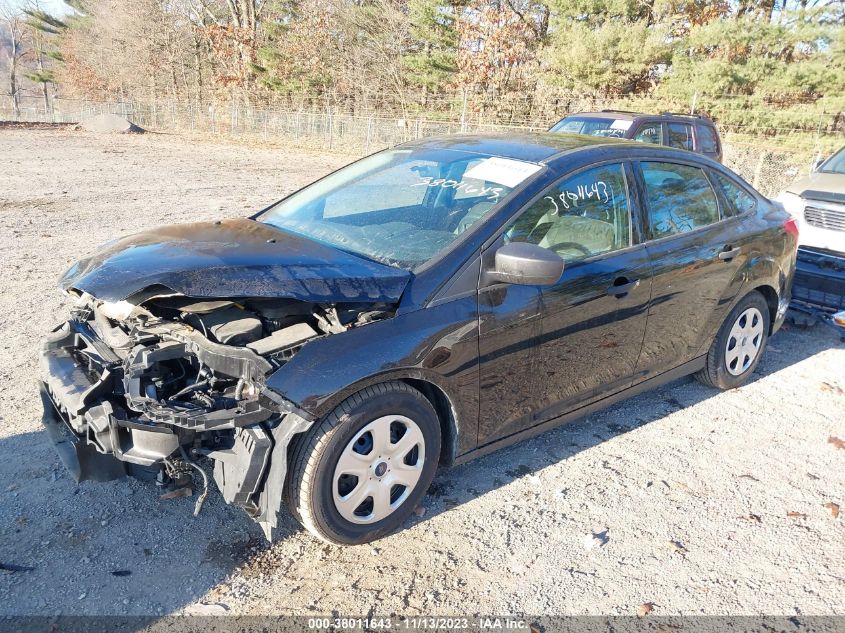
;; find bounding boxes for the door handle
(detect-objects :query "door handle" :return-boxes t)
[718,246,741,261]
[607,278,640,298]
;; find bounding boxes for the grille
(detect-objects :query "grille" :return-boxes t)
[805,204,845,232]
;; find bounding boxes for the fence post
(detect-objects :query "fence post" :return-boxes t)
[752,151,766,190]
[460,89,468,133]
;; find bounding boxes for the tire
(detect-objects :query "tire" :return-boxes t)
[695,290,771,390]
[285,381,441,545]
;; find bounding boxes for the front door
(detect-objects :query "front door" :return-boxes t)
[477,162,652,444]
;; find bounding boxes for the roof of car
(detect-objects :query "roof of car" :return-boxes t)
[405,132,637,163]
[557,110,714,123]
[565,111,642,121]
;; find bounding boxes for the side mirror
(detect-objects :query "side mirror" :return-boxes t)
[812,158,825,172]
[488,242,564,286]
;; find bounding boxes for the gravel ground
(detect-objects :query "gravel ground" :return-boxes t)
[1,129,843,617]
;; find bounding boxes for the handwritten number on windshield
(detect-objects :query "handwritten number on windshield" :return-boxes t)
[412,176,504,201]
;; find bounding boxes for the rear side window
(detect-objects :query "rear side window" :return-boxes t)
[714,173,755,216]
[633,123,663,145]
[666,123,694,151]
[550,117,631,138]
[641,162,720,239]
[697,125,719,154]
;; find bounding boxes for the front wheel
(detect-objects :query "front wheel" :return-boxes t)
[695,290,771,390]
[286,382,441,545]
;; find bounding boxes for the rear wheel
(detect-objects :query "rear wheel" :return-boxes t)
[286,382,440,545]
[695,290,771,390]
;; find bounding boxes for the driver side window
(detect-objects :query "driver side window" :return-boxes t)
[505,163,631,261]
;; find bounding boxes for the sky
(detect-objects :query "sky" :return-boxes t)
[5,0,72,15]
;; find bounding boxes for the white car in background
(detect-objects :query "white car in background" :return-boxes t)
[776,146,845,333]
[777,147,845,253]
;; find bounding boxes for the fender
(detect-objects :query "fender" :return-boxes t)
[264,293,481,457]
[695,248,787,357]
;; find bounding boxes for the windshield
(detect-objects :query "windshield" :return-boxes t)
[550,116,632,138]
[258,148,542,269]
[819,147,845,174]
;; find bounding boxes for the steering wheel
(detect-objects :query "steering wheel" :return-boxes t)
[546,241,591,257]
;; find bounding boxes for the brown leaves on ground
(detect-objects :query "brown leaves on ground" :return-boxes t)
[740,513,762,523]
[820,382,844,395]
[824,502,840,518]
[638,602,655,617]
[787,511,808,519]
[828,436,845,450]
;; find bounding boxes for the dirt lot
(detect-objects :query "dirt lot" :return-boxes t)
[1,129,844,617]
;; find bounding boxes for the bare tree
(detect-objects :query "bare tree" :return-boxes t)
[22,1,66,114]
[0,2,26,117]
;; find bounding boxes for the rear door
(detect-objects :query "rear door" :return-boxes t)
[477,161,652,443]
[695,124,722,162]
[665,122,695,153]
[633,160,747,381]
[632,121,664,146]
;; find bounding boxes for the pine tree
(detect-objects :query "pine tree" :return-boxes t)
[403,0,459,91]
[23,8,67,113]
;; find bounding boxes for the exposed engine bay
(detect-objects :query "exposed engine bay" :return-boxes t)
[39,291,392,538]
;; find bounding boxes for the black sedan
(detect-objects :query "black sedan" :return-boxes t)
[40,133,798,545]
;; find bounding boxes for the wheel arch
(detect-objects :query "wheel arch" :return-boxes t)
[400,378,460,467]
[733,249,787,335]
[750,283,779,334]
[301,370,463,467]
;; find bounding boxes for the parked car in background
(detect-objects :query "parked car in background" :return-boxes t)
[550,110,723,163]
[776,146,845,333]
[40,133,795,545]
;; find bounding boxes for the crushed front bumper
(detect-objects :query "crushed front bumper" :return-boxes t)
[38,318,314,539]
[790,247,845,334]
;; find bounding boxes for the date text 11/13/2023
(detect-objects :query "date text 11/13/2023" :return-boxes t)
[306,617,529,630]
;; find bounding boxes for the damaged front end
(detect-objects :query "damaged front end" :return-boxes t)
[39,292,390,538]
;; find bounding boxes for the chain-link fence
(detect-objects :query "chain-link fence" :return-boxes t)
[2,96,839,198]
[720,142,819,198]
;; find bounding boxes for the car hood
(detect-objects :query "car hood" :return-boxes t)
[59,218,411,304]
[786,172,845,202]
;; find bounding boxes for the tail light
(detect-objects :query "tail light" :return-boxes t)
[784,217,799,240]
